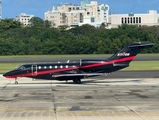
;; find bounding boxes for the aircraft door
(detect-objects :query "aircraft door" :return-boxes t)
[31,64,37,76]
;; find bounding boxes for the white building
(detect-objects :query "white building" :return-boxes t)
[45,1,109,28]
[109,10,159,28]
[78,1,109,28]
[16,13,34,26]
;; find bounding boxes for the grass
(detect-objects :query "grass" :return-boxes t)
[123,61,159,71]
[0,61,159,73]
[0,63,19,73]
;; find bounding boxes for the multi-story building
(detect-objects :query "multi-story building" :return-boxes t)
[16,13,34,26]
[109,10,159,28]
[0,0,2,19]
[45,1,109,28]
[79,1,109,27]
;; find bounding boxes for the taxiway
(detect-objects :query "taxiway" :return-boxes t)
[0,74,159,120]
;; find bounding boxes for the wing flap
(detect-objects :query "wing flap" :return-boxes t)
[113,63,129,67]
[52,73,109,78]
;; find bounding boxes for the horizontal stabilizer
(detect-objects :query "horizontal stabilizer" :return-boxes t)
[128,43,155,48]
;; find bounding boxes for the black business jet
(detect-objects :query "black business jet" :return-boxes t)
[3,42,154,84]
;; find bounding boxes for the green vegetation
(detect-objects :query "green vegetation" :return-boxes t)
[123,61,159,71]
[0,18,159,55]
[0,63,19,73]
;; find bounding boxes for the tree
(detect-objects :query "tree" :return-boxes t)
[0,23,157,55]
[99,22,106,29]
[29,17,44,28]
[44,20,51,28]
[58,25,69,31]
[0,18,23,30]
[69,24,97,37]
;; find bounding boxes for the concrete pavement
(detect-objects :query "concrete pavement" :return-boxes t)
[0,75,159,120]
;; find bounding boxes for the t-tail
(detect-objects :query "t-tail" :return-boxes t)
[105,42,154,72]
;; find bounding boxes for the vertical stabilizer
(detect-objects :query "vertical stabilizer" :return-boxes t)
[108,42,154,64]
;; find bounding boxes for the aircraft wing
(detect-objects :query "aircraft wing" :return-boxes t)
[52,73,109,78]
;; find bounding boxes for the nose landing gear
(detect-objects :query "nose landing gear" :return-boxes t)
[73,78,81,84]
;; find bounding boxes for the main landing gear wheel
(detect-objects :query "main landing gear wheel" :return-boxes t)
[15,81,18,84]
[73,78,81,84]
[15,79,18,84]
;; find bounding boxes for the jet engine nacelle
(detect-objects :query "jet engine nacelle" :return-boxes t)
[79,59,107,72]
[80,59,105,67]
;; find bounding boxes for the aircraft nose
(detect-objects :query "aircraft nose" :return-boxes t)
[3,72,9,77]
[3,72,13,78]
[3,72,7,76]
[3,71,17,79]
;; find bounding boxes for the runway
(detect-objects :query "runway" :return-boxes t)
[0,74,159,120]
[0,55,158,63]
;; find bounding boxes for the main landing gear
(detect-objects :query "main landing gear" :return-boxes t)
[15,79,18,84]
[73,78,81,84]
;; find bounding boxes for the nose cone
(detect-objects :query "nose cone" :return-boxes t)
[3,73,7,77]
[3,71,17,79]
[3,71,10,76]
[3,72,10,78]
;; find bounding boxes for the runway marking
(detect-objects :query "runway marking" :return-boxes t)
[0,108,159,117]
[1,82,11,90]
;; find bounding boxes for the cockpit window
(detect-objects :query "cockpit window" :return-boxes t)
[16,65,25,70]
[16,65,29,70]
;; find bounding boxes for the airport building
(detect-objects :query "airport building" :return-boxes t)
[109,10,159,28]
[0,0,2,19]
[15,13,34,26]
[44,1,109,28]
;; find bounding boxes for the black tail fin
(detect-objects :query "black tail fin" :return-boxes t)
[108,42,154,65]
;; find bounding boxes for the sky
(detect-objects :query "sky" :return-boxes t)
[2,0,159,19]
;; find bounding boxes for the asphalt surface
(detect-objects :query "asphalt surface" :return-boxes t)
[105,70,159,78]
[0,55,159,63]
[0,76,159,120]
